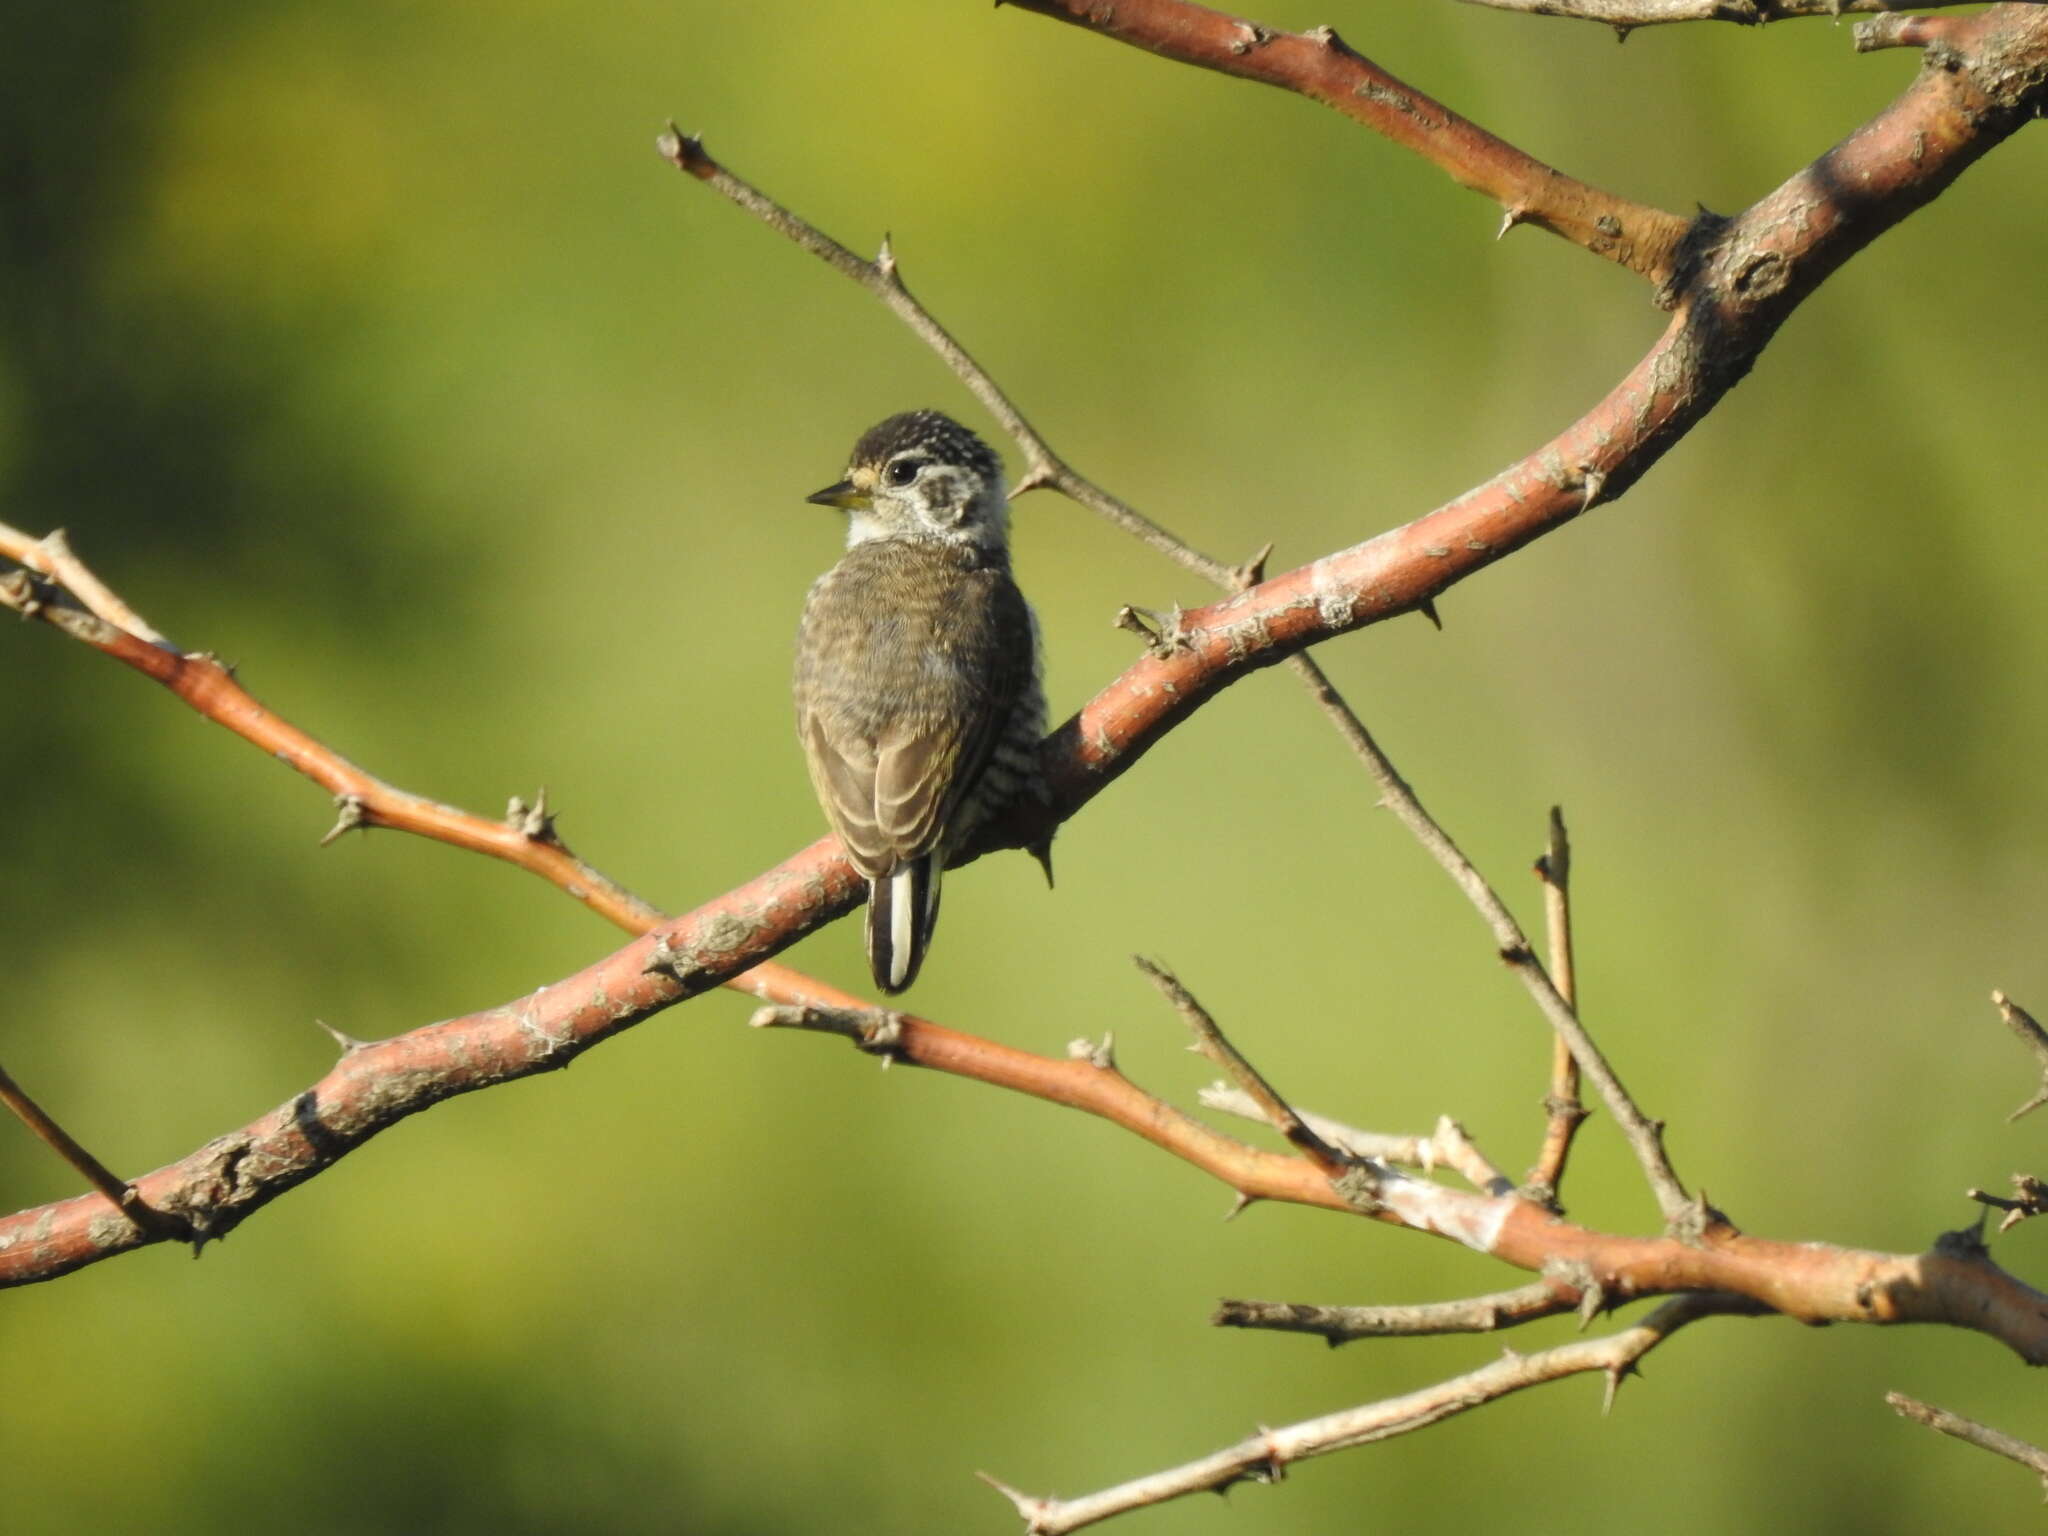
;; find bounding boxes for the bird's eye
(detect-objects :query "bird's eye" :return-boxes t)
[884,458,922,487]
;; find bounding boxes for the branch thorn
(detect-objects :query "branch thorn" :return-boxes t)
[1576,1277,1609,1330]
[507,787,559,843]
[1229,22,1272,54]
[1602,1359,1635,1414]
[320,794,368,846]
[656,122,711,173]
[313,1018,371,1055]
[976,1470,1048,1529]
[1113,603,1186,657]
[1067,1032,1118,1071]
[644,933,711,988]
[1232,541,1274,590]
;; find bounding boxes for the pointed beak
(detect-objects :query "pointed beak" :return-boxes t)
[806,479,870,511]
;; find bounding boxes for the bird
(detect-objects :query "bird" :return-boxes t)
[795,409,1048,995]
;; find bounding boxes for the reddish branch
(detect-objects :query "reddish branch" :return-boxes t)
[978,8,2046,829]
[999,0,1694,286]
[0,527,834,1006]
[7,862,2043,1365]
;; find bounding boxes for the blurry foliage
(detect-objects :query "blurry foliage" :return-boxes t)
[3,3,2045,1533]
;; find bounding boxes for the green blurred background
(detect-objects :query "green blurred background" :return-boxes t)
[3,3,2044,1532]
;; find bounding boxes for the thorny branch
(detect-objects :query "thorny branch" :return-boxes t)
[1135,958,1356,1182]
[997,0,1694,286]
[0,523,677,940]
[986,1294,1770,1534]
[1992,990,2048,1122]
[1199,1086,1513,1195]
[1252,608,1692,1219]
[1887,1394,2048,1497]
[655,130,1229,586]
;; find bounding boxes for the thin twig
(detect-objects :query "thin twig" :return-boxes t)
[1886,1393,2048,1496]
[0,1059,180,1239]
[1462,0,1974,32]
[0,521,824,1004]
[1968,1174,2048,1235]
[655,130,1232,587]
[1134,958,1357,1184]
[0,526,669,936]
[1214,1280,1576,1342]
[1199,1085,1512,1195]
[986,1293,1765,1533]
[1992,991,2048,1122]
[0,524,171,646]
[1278,647,1690,1220]
[1527,806,1589,1203]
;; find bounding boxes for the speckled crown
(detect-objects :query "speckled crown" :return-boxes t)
[847,410,1001,482]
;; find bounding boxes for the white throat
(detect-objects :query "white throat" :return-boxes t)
[844,477,1010,555]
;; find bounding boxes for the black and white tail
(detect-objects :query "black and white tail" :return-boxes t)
[865,858,944,995]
